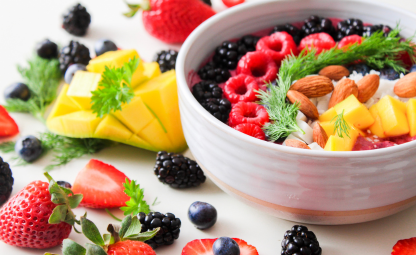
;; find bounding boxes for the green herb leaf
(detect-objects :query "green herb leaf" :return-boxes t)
[259,27,416,140]
[331,110,351,139]
[119,215,132,239]
[3,56,61,122]
[91,57,139,118]
[0,141,15,153]
[81,216,105,246]
[62,239,86,255]
[85,244,107,255]
[49,205,68,224]
[123,227,160,242]
[68,194,84,209]
[120,179,150,216]
[122,216,142,238]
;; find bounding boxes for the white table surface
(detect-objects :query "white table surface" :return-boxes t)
[1,0,416,254]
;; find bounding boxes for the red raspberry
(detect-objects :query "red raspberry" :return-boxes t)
[233,123,266,140]
[298,32,336,54]
[224,74,259,103]
[256,32,298,66]
[228,102,269,127]
[338,35,363,49]
[236,51,278,87]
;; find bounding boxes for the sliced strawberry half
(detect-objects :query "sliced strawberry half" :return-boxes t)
[181,238,258,255]
[0,106,19,137]
[234,123,266,140]
[222,0,245,7]
[228,102,269,127]
[392,237,416,255]
[72,159,130,208]
[299,32,336,55]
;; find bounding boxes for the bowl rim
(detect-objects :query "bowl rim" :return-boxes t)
[176,0,416,158]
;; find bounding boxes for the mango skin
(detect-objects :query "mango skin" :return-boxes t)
[407,99,416,137]
[376,95,409,137]
[47,61,187,153]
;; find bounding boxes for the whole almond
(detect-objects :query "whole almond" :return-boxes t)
[290,76,334,98]
[394,72,416,98]
[287,90,319,120]
[318,65,350,81]
[285,139,311,149]
[313,123,328,148]
[328,78,359,108]
[356,74,380,103]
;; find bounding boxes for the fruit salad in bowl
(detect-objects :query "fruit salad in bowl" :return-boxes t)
[176,0,416,224]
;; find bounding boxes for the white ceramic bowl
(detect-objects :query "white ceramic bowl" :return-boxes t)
[176,0,416,225]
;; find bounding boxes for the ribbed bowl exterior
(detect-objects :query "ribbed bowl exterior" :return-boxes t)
[176,0,416,224]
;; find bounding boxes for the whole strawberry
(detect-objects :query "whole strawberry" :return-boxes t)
[124,0,216,43]
[0,173,83,249]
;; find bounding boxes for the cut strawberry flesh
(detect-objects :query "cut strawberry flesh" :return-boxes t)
[299,32,336,54]
[228,102,269,127]
[0,106,19,137]
[256,31,298,65]
[72,159,130,208]
[338,35,363,49]
[181,238,258,255]
[224,74,259,103]
[236,51,278,88]
[234,123,266,140]
[392,237,416,255]
[222,0,245,7]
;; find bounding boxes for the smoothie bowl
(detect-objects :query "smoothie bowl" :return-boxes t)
[176,0,416,225]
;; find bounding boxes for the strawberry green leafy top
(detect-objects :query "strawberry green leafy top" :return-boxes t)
[258,27,416,141]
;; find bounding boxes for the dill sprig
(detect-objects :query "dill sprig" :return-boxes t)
[91,57,139,118]
[0,141,15,153]
[3,56,61,122]
[331,110,351,139]
[259,27,415,141]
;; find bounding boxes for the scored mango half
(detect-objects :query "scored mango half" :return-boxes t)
[46,49,187,152]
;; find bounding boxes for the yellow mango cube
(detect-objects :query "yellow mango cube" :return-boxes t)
[334,95,374,130]
[324,126,360,151]
[320,121,365,137]
[319,107,337,122]
[61,111,102,137]
[407,98,416,137]
[369,104,386,138]
[95,115,133,142]
[86,49,146,88]
[113,97,154,134]
[377,95,409,137]
[67,71,102,110]
[143,62,161,81]
[48,84,81,119]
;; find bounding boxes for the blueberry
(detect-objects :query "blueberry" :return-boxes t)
[64,64,87,84]
[95,39,118,57]
[4,82,31,101]
[188,201,217,230]
[347,64,370,76]
[57,181,72,189]
[36,39,59,59]
[380,67,401,80]
[410,64,416,73]
[15,135,43,162]
[213,237,240,255]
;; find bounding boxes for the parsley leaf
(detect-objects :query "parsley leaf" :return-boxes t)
[120,179,150,216]
[91,57,139,118]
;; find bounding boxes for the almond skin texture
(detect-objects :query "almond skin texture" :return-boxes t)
[287,90,319,120]
[313,123,328,148]
[285,139,311,149]
[328,78,358,108]
[290,76,334,98]
[394,72,416,98]
[356,74,380,103]
[318,65,350,81]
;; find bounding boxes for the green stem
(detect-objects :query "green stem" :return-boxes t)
[105,209,122,222]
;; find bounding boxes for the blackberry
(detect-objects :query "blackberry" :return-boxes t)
[192,80,223,102]
[200,0,211,6]
[301,15,336,40]
[201,98,231,123]
[270,23,304,45]
[336,18,364,41]
[281,225,322,255]
[59,40,91,74]
[154,151,207,189]
[36,39,59,59]
[62,3,91,36]
[362,24,395,37]
[139,211,181,249]
[198,63,231,83]
[212,41,240,70]
[0,157,13,206]
[154,50,178,73]
[236,35,260,59]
